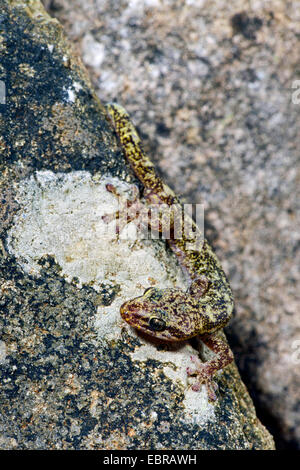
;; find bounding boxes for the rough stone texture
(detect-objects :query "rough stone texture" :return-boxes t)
[0,1,275,450]
[41,0,300,449]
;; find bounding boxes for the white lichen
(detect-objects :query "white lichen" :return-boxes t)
[7,170,185,341]
[130,341,215,424]
[7,170,215,423]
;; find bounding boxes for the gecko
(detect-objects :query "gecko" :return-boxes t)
[104,103,234,401]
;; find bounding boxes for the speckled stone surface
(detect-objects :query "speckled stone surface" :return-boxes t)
[40,0,300,449]
[0,1,276,449]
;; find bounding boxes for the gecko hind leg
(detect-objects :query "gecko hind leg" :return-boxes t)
[187,332,234,401]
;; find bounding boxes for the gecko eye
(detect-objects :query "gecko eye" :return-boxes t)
[149,316,166,332]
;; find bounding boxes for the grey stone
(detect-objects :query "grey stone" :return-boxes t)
[0,0,275,449]
[41,0,300,449]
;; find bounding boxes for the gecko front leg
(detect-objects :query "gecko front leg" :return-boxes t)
[102,183,145,234]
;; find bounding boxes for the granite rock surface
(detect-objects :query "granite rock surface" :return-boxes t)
[0,0,276,450]
[42,0,299,449]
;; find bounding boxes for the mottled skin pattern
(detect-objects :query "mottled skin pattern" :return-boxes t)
[105,103,234,400]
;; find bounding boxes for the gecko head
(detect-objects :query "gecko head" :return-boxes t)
[120,287,198,342]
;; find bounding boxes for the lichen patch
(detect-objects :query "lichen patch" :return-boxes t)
[6,170,186,341]
[6,169,213,421]
[130,342,215,425]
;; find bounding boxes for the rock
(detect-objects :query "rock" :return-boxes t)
[41,0,300,449]
[0,1,274,449]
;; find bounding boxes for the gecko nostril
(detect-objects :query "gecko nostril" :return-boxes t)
[120,303,135,316]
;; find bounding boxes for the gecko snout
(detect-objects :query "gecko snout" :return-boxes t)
[120,300,138,324]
